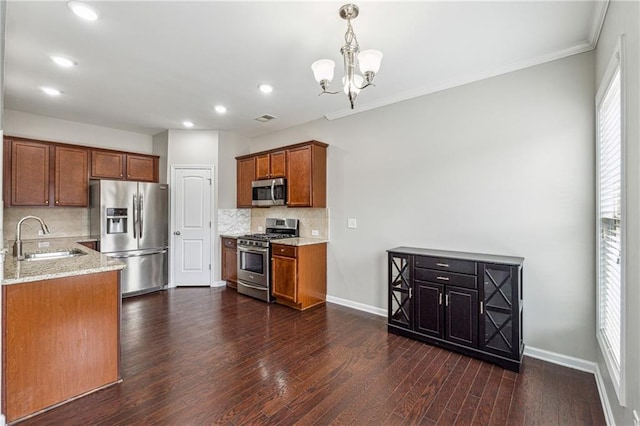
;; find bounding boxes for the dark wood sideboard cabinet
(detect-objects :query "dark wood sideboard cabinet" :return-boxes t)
[387,247,524,372]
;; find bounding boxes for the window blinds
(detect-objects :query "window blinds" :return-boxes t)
[598,67,622,371]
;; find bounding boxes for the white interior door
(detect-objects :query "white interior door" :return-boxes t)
[173,167,212,286]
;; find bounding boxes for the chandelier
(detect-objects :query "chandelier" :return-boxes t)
[311,4,383,109]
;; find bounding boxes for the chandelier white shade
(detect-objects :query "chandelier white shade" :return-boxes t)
[311,4,383,109]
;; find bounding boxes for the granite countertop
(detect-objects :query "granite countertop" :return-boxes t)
[3,237,125,285]
[272,237,329,247]
[219,233,246,239]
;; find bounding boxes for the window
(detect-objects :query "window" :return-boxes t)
[596,36,625,406]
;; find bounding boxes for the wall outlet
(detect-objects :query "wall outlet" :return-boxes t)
[633,410,639,426]
[311,230,319,237]
[348,218,357,229]
[38,230,44,236]
[38,242,50,248]
[258,226,263,232]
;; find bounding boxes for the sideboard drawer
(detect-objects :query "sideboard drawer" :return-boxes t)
[414,268,477,289]
[414,256,477,275]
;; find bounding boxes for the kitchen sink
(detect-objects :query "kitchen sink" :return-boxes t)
[22,248,87,261]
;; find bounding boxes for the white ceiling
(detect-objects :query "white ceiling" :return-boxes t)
[3,1,608,138]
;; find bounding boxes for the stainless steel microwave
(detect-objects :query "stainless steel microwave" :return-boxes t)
[252,178,286,206]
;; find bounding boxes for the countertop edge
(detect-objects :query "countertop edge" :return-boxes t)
[2,237,126,286]
[2,264,126,285]
[271,238,329,247]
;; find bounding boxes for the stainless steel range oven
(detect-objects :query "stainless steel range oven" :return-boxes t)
[237,218,299,302]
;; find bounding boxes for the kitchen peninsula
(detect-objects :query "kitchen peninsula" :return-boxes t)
[2,238,125,423]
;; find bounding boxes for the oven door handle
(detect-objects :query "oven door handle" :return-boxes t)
[238,281,268,292]
[238,247,268,255]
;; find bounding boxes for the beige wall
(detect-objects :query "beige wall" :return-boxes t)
[250,52,597,362]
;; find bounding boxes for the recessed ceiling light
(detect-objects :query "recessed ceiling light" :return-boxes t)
[40,86,62,96]
[214,105,227,114]
[258,83,274,94]
[51,56,77,68]
[182,121,194,128]
[67,1,99,21]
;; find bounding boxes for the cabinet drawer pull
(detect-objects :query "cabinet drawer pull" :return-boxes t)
[436,263,449,267]
[439,293,443,305]
[280,248,285,252]
[409,287,413,299]
[445,294,449,306]
[436,276,449,281]
[480,301,484,314]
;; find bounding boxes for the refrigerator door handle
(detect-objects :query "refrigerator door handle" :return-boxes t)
[139,193,144,239]
[132,194,138,238]
[109,249,168,259]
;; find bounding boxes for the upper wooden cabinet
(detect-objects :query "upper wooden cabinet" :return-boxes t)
[54,146,89,207]
[125,154,157,182]
[90,151,124,179]
[3,138,89,208]
[255,150,286,180]
[4,136,160,208]
[287,142,327,208]
[6,139,51,206]
[90,150,158,182]
[236,140,327,208]
[237,156,256,208]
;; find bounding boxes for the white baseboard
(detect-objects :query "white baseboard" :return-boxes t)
[0,413,5,426]
[523,345,596,373]
[593,363,616,426]
[325,295,387,317]
[211,280,226,288]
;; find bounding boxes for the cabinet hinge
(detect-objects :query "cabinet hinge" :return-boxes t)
[209,221,211,228]
[209,264,211,270]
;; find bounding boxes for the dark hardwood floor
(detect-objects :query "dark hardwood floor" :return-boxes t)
[20,287,605,425]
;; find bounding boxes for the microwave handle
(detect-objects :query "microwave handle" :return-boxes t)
[271,179,276,204]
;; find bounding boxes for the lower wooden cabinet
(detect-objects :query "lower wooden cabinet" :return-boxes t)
[271,243,327,310]
[2,271,121,422]
[221,237,238,289]
[388,247,524,372]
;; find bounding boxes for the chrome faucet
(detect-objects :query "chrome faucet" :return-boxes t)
[13,216,51,260]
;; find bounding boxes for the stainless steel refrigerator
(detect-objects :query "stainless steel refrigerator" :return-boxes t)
[90,180,169,297]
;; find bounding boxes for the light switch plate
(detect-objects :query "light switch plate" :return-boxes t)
[311,230,319,236]
[258,226,263,232]
[348,218,357,229]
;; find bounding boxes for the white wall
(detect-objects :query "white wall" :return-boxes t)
[166,129,218,166]
[250,52,596,362]
[594,1,640,424]
[218,130,250,209]
[166,129,219,283]
[152,130,169,184]
[3,110,152,152]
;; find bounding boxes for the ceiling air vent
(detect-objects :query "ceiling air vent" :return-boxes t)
[254,114,277,123]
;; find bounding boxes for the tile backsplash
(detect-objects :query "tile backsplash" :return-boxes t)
[4,207,90,242]
[218,209,251,234]
[251,207,329,239]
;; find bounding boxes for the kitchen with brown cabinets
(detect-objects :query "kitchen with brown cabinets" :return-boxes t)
[235,140,327,209]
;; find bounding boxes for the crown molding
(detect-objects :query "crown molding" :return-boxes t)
[589,0,610,48]
[326,1,610,122]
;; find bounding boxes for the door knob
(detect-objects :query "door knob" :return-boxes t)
[174,231,181,235]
